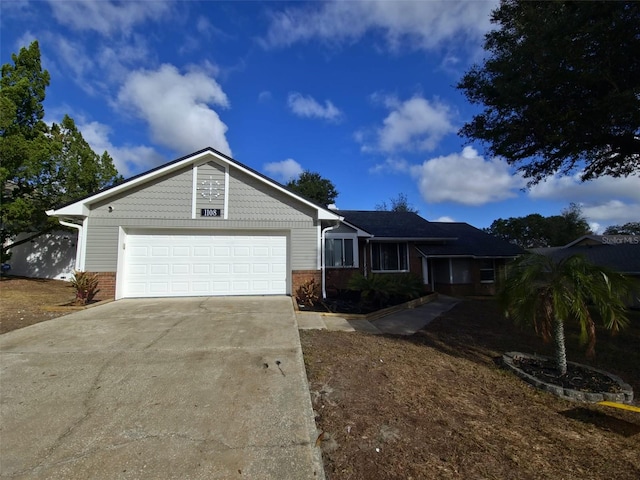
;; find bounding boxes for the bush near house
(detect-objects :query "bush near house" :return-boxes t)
[69,270,100,305]
[347,273,427,310]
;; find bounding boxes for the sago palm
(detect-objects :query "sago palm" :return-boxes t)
[500,253,632,376]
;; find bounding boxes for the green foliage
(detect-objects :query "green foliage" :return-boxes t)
[347,273,425,308]
[295,279,320,307]
[457,0,640,184]
[500,253,633,375]
[286,170,338,207]
[70,270,100,305]
[375,193,419,213]
[1,41,123,257]
[485,204,591,248]
[603,222,640,236]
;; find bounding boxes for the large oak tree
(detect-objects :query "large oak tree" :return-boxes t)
[458,0,640,185]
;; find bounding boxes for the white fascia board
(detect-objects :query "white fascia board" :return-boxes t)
[47,205,89,217]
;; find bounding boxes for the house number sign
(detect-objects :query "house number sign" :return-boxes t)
[201,208,221,217]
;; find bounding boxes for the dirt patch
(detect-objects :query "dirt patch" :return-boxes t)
[301,298,640,480]
[0,276,75,334]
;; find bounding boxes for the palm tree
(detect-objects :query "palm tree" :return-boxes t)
[500,253,633,376]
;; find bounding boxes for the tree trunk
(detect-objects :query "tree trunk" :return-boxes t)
[553,318,568,376]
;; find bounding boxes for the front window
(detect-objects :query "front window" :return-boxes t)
[325,237,355,267]
[480,259,495,283]
[371,242,408,271]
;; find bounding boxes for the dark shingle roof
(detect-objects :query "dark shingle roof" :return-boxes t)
[416,222,524,258]
[337,210,454,239]
[537,243,640,274]
[337,211,524,258]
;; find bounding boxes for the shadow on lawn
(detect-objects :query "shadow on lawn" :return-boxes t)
[402,298,640,396]
[561,407,640,438]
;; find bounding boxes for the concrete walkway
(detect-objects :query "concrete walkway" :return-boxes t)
[1,297,323,479]
[297,295,460,335]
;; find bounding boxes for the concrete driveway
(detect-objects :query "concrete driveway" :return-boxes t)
[0,297,323,479]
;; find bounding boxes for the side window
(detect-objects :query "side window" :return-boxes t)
[325,237,356,267]
[480,259,495,283]
[371,243,408,272]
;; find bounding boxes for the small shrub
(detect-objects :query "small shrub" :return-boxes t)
[296,279,320,307]
[348,273,427,309]
[347,273,393,308]
[388,273,427,301]
[70,270,100,305]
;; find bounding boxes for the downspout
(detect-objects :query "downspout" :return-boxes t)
[364,238,370,279]
[58,219,84,272]
[321,223,340,299]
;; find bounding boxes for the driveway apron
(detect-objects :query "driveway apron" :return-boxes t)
[0,297,323,479]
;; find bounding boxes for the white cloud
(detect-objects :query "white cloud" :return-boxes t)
[78,120,164,178]
[528,171,640,229]
[261,0,496,52]
[433,216,455,223]
[581,200,640,229]
[528,172,640,202]
[263,159,303,183]
[46,0,174,36]
[117,64,232,156]
[287,92,343,122]
[361,95,456,153]
[258,91,273,103]
[410,147,524,205]
[369,157,410,174]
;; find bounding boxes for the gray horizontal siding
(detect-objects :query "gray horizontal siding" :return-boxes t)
[84,224,120,271]
[227,167,317,221]
[91,166,193,219]
[85,161,321,272]
[290,226,319,270]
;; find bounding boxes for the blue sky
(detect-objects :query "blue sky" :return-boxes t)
[2,0,639,232]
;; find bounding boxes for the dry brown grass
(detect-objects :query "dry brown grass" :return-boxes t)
[301,298,640,480]
[0,276,74,334]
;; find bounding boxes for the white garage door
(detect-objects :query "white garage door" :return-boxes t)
[122,233,287,298]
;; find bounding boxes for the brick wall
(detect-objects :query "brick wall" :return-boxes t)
[291,270,321,299]
[91,272,116,300]
[325,268,359,295]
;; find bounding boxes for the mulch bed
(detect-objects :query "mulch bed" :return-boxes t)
[513,356,626,393]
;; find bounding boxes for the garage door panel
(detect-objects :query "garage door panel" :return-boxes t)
[148,264,168,275]
[193,264,210,274]
[171,264,190,275]
[123,234,287,298]
[172,246,190,256]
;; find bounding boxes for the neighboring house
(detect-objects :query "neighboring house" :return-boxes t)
[3,230,77,280]
[326,211,524,297]
[534,234,640,307]
[47,148,523,301]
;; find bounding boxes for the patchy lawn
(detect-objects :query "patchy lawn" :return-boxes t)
[301,298,640,480]
[0,276,75,334]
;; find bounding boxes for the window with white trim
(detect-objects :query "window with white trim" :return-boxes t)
[480,259,495,283]
[325,236,357,268]
[371,242,408,272]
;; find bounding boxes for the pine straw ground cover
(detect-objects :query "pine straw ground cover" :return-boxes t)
[300,298,640,480]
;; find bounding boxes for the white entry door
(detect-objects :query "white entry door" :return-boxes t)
[122,233,287,298]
